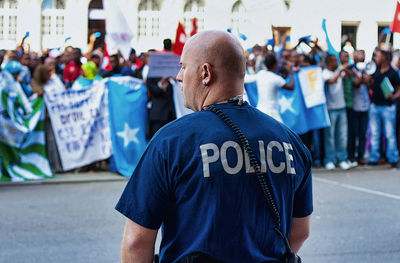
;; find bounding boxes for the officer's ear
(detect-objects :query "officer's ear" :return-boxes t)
[201,63,212,87]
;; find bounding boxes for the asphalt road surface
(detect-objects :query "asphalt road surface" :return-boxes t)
[1,166,399,263]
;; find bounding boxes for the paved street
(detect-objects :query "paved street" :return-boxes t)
[0,166,399,263]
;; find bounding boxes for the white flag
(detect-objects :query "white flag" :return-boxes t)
[103,0,134,58]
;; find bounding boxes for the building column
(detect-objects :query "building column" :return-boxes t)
[18,0,42,52]
[357,20,378,60]
[64,0,91,51]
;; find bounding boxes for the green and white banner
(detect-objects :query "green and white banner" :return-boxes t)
[0,77,53,182]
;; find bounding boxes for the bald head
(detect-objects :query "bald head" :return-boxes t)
[177,30,246,111]
[184,30,246,80]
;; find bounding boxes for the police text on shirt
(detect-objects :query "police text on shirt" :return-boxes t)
[200,140,296,177]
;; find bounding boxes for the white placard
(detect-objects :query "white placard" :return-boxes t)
[147,53,181,79]
[298,66,326,108]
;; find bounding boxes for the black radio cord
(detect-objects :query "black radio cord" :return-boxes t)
[208,105,296,261]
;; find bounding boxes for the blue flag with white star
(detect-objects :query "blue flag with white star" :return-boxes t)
[278,71,330,135]
[107,76,148,177]
[244,81,258,107]
[245,71,330,135]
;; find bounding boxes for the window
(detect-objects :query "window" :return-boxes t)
[284,0,291,9]
[272,26,291,49]
[378,24,393,48]
[0,0,18,40]
[41,0,66,48]
[41,16,51,35]
[341,23,358,51]
[55,0,65,9]
[183,0,204,32]
[231,0,247,34]
[137,0,161,38]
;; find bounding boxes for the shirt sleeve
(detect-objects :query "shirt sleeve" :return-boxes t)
[244,73,257,83]
[115,141,171,229]
[391,70,400,89]
[322,69,332,82]
[293,145,313,218]
[275,74,286,88]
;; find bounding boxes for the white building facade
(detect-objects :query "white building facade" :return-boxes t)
[0,0,398,57]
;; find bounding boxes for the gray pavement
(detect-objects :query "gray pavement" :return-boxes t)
[0,166,399,263]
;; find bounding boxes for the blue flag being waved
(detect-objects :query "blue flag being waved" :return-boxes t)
[107,76,148,177]
[322,18,339,59]
[245,68,330,135]
[278,70,330,135]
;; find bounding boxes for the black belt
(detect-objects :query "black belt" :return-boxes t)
[178,252,280,263]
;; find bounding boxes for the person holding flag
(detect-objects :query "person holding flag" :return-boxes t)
[245,52,294,122]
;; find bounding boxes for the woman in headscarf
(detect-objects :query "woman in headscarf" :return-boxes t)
[70,61,102,90]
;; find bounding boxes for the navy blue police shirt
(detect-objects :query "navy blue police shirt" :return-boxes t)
[115,102,313,263]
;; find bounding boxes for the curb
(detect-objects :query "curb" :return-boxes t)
[312,163,395,173]
[0,172,128,186]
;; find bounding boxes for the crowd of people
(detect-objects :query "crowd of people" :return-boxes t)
[244,34,400,170]
[1,32,400,172]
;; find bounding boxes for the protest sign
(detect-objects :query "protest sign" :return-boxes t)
[45,82,112,171]
[298,66,326,108]
[171,79,193,118]
[147,52,181,78]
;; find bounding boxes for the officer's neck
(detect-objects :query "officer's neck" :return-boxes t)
[201,84,244,110]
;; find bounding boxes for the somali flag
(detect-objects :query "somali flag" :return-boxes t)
[106,76,148,178]
[245,72,330,135]
[244,81,259,107]
[278,72,330,135]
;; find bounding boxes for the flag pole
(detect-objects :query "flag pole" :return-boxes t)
[385,33,391,50]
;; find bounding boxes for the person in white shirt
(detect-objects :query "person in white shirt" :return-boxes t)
[322,54,351,170]
[245,52,293,122]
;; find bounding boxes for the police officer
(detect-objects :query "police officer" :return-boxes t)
[116,30,313,263]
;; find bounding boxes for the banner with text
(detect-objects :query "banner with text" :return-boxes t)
[45,83,112,171]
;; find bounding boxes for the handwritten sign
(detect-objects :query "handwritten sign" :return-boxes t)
[147,52,181,78]
[45,82,112,171]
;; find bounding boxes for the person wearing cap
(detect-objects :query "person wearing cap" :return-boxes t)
[3,60,32,114]
[19,53,32,88]
[0,52,15,93]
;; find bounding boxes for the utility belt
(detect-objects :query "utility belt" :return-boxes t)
[155,252,301,263]
[177,252,301,263]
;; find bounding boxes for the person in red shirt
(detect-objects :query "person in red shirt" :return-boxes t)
[63,48,82,87]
